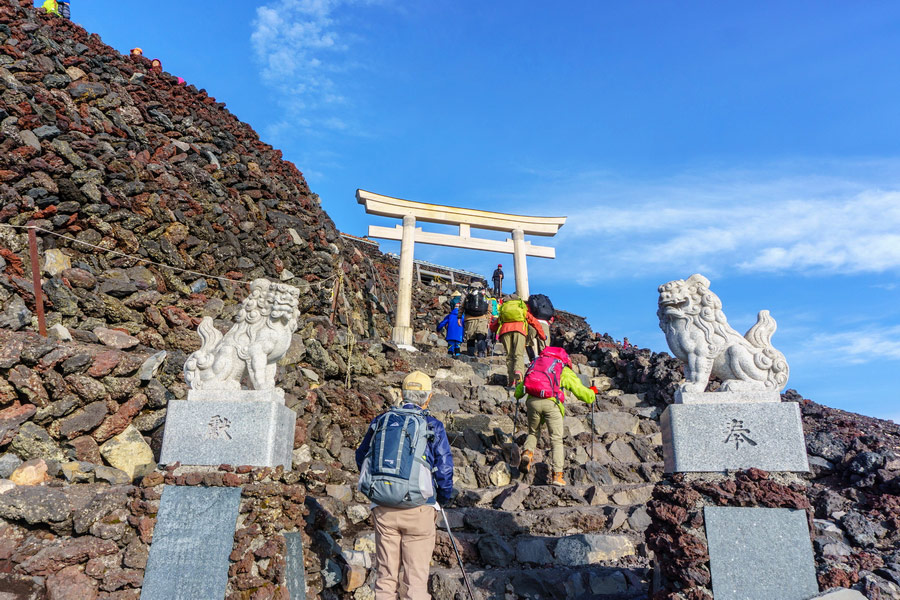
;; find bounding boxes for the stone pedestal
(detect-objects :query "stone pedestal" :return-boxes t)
[674,389,781,404]
[160,389,296,469]
[661,401,809,473]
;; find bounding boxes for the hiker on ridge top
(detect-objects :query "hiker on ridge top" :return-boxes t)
[356,371,454,600]
[41,0,59,16]
[490,294,545,387]
[516,346,597,487]
[491,264,504,297]
[462,282,490,358]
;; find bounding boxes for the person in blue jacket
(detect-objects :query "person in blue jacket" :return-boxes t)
[436,305,465,357]
[355,371,454,600]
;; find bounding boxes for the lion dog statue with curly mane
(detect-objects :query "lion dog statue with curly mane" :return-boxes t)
[184,278,300,391]
[657,274,789,394]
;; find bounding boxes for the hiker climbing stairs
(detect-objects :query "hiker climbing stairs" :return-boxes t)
[326,342,664,599]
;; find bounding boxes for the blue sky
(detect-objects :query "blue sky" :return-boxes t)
[62,1,899,421]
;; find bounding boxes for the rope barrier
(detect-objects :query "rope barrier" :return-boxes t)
[0,222,340,290]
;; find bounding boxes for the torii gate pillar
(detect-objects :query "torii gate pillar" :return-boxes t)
[356,190,566,348]
[393,215,417,346]
[512,228,528,300]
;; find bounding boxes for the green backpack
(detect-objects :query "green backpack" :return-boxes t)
[499,299,528,323]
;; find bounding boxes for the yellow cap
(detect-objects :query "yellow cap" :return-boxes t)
[402,371,432,392]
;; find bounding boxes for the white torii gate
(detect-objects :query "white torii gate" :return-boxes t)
[357,189,567,347]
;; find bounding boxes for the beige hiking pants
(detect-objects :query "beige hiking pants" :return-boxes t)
[527,320,550,358]
[501,331,526,384]
[373,505,437,600]
[523,397,565,471]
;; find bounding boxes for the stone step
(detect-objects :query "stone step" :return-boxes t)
[431,529,646,571]
[452,482,655,510]
[440,504,651,539]
[429,564,650,600]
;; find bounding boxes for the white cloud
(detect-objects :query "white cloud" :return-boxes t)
[805,325,900,365]
[521,163,900,283]
[251,0,379,137]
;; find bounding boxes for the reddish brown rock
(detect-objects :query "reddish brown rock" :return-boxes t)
[0,335,24,368]
[0,403,37,445]
[69,435,103,464]
[87,350,123,378]
[0,523,25,561]
[18,536,119,575]
[140,472,164,488]
[135,516,155,544]
[61,267,97,289]
[92,394,147,442]
[7,365,49,407]
[46,565,99,600]
[99,566,143,592]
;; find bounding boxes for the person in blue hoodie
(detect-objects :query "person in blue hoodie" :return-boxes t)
[437,305,464,357]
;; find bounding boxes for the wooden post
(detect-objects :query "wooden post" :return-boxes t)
[27,226,47,337]
[329,266,343,325]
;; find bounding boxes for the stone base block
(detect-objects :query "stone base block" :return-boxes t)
[160,390,295,469]
[674,389,781,404]
[661,402,809,473]
[392,325,414,347]
[705,506,818,600]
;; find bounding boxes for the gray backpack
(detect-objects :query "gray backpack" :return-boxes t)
[358,407,435,508]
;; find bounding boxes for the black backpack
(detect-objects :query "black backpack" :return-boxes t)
[464,290,488,316]
[527,294,554,320]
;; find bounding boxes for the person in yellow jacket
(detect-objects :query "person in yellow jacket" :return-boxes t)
[514,346,597,487]
[41,0,60,16]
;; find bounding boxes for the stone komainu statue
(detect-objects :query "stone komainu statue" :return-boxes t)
[183,279,300,391]
[657,274,789,393]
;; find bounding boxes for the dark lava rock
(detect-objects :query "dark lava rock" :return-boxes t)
[807,431,849,463]
[477,533,515,567]
[840,511,887,547]
[847,451,885,475]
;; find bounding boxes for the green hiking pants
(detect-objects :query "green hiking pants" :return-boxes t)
[522,397,564,471]
[501,331,526,384]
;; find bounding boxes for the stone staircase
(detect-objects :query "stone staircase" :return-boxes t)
[337,347,664,599]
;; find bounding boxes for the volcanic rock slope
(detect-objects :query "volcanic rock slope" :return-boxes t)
[0,3,898,600]
[0,0,392,340]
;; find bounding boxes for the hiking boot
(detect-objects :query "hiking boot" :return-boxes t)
[551,471,566,487]
[519,450,533,473]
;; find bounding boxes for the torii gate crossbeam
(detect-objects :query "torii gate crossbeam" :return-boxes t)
[357,189,567,347]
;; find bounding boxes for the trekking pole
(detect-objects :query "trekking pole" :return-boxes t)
[439,505,477,600]
[590,393,596,461]
[512,395,519,439]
